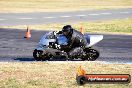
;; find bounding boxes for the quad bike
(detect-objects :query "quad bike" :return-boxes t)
[33,31,103,61]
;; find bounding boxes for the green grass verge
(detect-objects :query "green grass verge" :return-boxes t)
[0,0,132,13]
[0,62,132,88]
[1,18,132,35]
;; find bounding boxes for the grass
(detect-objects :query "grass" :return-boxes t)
[0,0,132,13]
[1,78,22,88]
[0,62,132,88]
[2,18,132,35]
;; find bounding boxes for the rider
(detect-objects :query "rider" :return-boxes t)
[58,25,87,57]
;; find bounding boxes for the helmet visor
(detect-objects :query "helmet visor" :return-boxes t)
[63,31,69,36]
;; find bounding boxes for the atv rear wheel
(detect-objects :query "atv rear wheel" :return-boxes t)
[76,75,86,85]
[84,49,99,61]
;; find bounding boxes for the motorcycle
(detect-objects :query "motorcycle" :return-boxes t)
[33,31,103,61]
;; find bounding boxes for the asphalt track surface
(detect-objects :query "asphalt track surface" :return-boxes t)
[0,8,132,26]
[0,28,132,63]
[0,8,132,63]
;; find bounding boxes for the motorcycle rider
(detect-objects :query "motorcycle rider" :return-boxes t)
[58,25,87,58]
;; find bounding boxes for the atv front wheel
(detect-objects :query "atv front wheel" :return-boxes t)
[33,49,43,61]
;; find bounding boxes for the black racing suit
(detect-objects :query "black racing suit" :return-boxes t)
[58,29,87,57]
[67,29,87,48]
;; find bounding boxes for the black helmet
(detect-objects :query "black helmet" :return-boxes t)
[62,25,73,36]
